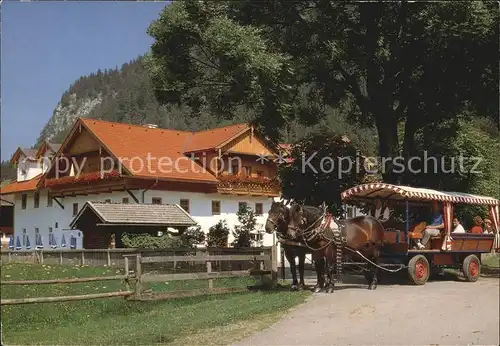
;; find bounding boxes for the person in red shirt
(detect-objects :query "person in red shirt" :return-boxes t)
[470,216,484,234]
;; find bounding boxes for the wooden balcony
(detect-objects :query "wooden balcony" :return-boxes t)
[42,170,130,197]
[216,174,280,197]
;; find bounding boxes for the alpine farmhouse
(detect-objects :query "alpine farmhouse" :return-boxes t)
[0,118,286,250]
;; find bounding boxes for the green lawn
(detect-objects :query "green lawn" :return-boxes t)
[1,263,310,345]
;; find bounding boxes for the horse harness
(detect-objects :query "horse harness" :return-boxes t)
[290,211,346,282]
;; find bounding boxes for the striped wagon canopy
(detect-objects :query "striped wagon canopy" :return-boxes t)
[341,183,499,206]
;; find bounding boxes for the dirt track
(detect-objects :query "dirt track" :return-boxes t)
[235,274,500,345]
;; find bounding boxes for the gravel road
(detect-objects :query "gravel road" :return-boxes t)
[235,274,500,345]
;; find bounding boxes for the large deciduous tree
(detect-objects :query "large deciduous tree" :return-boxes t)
[146,0,498,184]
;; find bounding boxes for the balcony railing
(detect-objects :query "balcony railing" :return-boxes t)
[217,174,280,196]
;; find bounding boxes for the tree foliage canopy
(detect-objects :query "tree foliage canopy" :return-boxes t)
[147,0,498,184]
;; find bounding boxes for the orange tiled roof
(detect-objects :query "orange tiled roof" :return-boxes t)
[184,123,249,152]
[0,174,42,195]
[36,141,61,158]
[81,119,220,183]
[10,147,37,164]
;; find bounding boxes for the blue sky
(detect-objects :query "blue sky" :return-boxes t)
[1,1,168,160]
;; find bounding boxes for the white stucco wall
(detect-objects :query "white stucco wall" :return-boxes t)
[17,159,43,182]
[12,188,275,251]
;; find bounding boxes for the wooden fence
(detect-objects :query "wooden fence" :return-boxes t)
[0,246,278,305]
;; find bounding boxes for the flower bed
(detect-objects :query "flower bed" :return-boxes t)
[44,170,122,187]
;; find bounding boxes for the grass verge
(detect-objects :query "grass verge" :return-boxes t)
[1,262,310,345]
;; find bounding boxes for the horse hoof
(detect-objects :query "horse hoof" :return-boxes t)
[313,286,322,293]
[326,287,335,294]
[290,285,299,291]
[368,284,377,290]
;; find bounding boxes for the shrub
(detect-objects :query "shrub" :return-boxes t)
[232,204,257,248]
[206,220,230,247]
[180,225,206,248]
[121,232,182,249]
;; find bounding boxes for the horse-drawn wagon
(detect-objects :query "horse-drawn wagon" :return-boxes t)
[265,183,499,292]
[341,183,500,285]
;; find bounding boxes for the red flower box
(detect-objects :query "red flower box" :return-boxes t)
[45,170,121,187]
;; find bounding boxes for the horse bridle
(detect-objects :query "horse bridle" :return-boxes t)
[267,208,287,231]
[288,206,348,251]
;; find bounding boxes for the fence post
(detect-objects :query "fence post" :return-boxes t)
[272,243,278,287]
[8,251,11,263]
[40,250,44,265]
[206,261,213,290]
[280,247,285,280]
[59,250,63,265]
[135,253,142,300]
[260,251,265,284]
[81,251,85,266]
[107,250,111,266]
[124,256,130,292]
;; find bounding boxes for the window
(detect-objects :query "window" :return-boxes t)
[152,197,162,205]
[22,228,27,246]
[238,202,247,211]
[231,165,239,175]
[103,158,114,171]
[21,194,27,209]
[72,203,79,216]
[122,197,129,204]
[35,228,41,248]
[34,192,40,208]
[255,203,263,216]
[55,222,58,229]
[105,199,111,203]
[180,199,190,213]
[47,190,53,207]
[48,227,54,247]
[250,232,264,242]
[243,166,252,176]
[212,201,221,215]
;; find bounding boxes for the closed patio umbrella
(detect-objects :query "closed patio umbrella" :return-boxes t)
[61,234,66,248]
[15,236,21,250]
[70,235,76,249]
[8,236,14,250]
[26,235,31,250]
[35,233,43,249]
[50,233,57,248]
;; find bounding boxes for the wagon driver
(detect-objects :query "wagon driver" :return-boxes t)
[417,201,444,250]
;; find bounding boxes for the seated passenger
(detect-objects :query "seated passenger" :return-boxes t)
[369,199,383,219]
[416,201,444,249]
[369,199,392,222]
[470,216,483,234]
[452,218,466,233]
[484,219,493,234]
[379,201,393,223]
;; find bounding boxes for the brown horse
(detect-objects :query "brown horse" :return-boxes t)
[265,201,311,291]
[287,203,386,293]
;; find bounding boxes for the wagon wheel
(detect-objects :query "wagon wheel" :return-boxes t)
[462,254,480,282]
[407,255,430,285]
